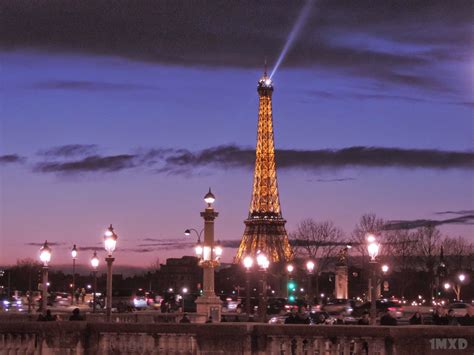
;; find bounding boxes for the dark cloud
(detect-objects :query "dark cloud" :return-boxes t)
[435,210,474,216]
[34,154,136,174]
[32,145,474,175]
[313,178,356,183]
[383,214,474,230]
[0,154,25,164]
[25,242,64,247]
[157,145,474,173]
[1,0,470,92]
[32,80,159,92]
[38,144,98,157]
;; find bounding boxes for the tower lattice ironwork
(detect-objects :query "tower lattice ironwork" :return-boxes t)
[235,72,293,263]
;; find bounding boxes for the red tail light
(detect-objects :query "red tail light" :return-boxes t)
[388,307,397,311]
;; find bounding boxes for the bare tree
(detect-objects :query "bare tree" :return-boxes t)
[414,226,443,297]
[351,213,386,266]
[290,219,344,297]
[386,229,417,297]
[442,236,473,271]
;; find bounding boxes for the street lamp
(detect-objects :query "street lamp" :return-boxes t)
[194,188,222,321]
[306,260,315,308]
[71,244,78,305]
[256,253,270,322]
[243,256,254,317]
[381,264,389,273]
[90,251,99,313]
[104,224,118,320]
[367,234,380,325]
[181,287,188,312]
[39,241,51,315]
[286,264,294,299]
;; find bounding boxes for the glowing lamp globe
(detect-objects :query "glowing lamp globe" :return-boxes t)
[90,251,100,270]
[182,287,188,294]
[204,188,215,206]
[39,241,52,266]
[195,244,203,257]
[287,264,294,273]
[366,234,376,243]
[444,282,451,290]
[367,242,379,261]
[459,274,466,282]
[104,224,118,256]
[184,229,191,236]
[306,260,315,273]
[381,264,389,273]
[243,256,253,270]
[214,244,223,258]
[71,244,78,259]
[257,254,269,270]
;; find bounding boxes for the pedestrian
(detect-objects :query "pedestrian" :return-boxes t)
[447,309,460,326]
[74,289,80,304]
[284,308,298,324]
[358,312,370,325]
[380,311,397,325]
[38,309,56,321]
[81,288,86,304]
[69,308,84,321]
[179,313,191,323]
[296,306,310,324]
[409,312,422,325]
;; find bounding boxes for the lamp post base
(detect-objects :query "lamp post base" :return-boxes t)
[195,295,222,322]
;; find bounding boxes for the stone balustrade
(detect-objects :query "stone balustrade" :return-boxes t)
[0,322,473,354]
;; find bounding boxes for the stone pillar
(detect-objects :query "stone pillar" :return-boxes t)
[335,265,348,299]
[195,202,222,321]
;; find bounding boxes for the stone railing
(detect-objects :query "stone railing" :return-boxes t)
[0,322,473,354]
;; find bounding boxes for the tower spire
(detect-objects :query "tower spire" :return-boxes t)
[235,72,293,263]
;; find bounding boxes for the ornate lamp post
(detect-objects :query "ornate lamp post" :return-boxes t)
[104,224,118,321]
[367,234,380,325]
[90,252,99,313]
[286,264,294,299]
[306,260,315,308]
[39,241,51,315]
[194,189,222,321]
[243,256,254,317]
[181,287,188,312]
[71,244,78,305]
[256,253,270,322]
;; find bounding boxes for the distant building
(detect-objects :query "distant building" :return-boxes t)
[158,256,202,293]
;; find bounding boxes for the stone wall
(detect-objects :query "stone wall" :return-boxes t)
[0,322,473,354]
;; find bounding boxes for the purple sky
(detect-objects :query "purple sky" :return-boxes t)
[1,0,472,267]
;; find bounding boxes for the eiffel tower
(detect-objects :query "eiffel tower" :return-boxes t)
[235,71,293,263]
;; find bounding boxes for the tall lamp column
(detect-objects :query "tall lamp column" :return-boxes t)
[243,256,254,318]
[91,252,100,313]
[104,224,118,321]
[306,261,315,308]
[39,241,52,315]
[367,234,380,325]
[256,254,270,322]
[71,245,78,305]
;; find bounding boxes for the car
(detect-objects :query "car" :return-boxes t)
[352,300,403,319]
[322,299,356,316]
[447,303,471,317]
[53,292,71,307]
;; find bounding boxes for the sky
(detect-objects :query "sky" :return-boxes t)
[0,0,473,268]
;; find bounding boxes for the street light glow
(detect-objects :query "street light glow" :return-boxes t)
[39,241,52,266]
[459,274,466,282]
[71,244,78,259]
[381,264,389,273]
[91,251,99,269]
[366,234,376,243]
[104,224,118,256]
[256,253,269,269]
[367,242,379,261]
[243,256,253,269]
[204,188,215,206]
[306,260,315,273]
[444,282,451,290]
[286,264,294,273]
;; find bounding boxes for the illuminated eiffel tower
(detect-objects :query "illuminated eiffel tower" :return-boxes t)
[235,71,293,263]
